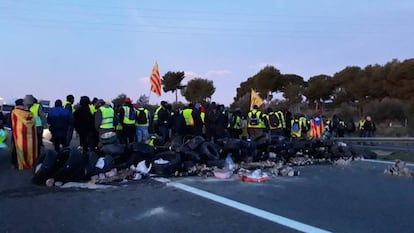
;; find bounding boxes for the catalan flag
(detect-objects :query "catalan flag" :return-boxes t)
[11,108,38,170]
[308,116,324,140]
[150,62,162,97]
[250,89,264,110]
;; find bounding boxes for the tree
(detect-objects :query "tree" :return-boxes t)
[234,65,284,102]
[162,71,185,103]
[386,59,414,100]
[304,75,334,104]
[183,78,215,103]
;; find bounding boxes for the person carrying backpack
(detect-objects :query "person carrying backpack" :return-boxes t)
[290,117,303,139]
[247,105,266,138]
[265,108,283,136]
[118,98,136,144]
[135,104,150,143]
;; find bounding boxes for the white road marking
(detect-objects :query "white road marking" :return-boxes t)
[153,178,331,233]
[361,159,414,167]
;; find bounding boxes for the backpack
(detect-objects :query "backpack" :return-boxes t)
[249,111,260,126]
[268,113,280,128]
[291,120,301,133]
[128,108,136,121]
[137,109,148,125]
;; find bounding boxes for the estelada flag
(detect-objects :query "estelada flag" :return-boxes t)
[150,62,162,97]
[250,89,264,110]
[11,108,38,170]
[308,116,325,140]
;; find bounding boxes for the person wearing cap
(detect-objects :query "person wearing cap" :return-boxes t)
[24,95,47,154]
[94,99,115,139]
[118,97,136,144]
[47,99,73,152]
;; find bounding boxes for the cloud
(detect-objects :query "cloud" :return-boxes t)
[184,70,231,81]
[184,71,200,80]
[138,76,150,84]
[205,69,231,78]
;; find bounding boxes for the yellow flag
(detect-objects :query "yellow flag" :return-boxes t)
[250,89,264,110]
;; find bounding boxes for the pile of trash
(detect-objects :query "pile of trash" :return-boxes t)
[32,133,374,186]
[384,160,413,177]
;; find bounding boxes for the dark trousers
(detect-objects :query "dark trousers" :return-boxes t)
[229,128,242,139]
[36,127,43,155]
[157,126,169,145]
[52,136,66,152]
[121,124,136,144]
[66,126,74,147]
[79,131,94,153]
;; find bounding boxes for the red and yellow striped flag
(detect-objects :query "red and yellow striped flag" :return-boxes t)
[11,108,38,170]
[150,62,162,97]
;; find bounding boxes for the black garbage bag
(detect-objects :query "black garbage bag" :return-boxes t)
[186,136,205,150]
[151,151,182,176]
[32,150,58,185]
[180,149,202,162]
[53,148,87,182]
[220,138,242,151]
[198,142,220,161]
[101,143,126,158]
[84,151,115,177]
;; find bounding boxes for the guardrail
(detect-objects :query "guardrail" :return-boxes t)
[334,137,414,152]
[333,137,414,144]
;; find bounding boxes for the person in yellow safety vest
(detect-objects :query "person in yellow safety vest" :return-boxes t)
[276,110,286,128]
[153,101,170,144]
[265,108,284,136]
[94,99,115,138]
[89,104,97,115]
[0,120,8,149]
[24,95,47,154]
[118,97,136,144]
[64,94,75,146]
[290,118,303,138]
[182,103,194,136]
[247,105,266,138]
[358,118,366,137]
[228,109,242,138]
[136,105,150,143]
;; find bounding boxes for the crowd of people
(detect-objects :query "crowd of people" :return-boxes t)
[0,94,377,169]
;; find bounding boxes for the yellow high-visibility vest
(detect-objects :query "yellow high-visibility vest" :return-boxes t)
[29,103,42,127]
[122,106,135,125]
[99,106,114,129]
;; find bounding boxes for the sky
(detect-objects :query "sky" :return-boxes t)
[1,0,413,106]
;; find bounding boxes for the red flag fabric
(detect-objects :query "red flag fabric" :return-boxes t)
[150,63,161,97]
[308,116,325,140]
[11,108,38,170]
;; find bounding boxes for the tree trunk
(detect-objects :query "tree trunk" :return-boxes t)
[175,90,178,104]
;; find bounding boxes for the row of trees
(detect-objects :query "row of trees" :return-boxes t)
[161,71,215,103]
[232,58,414,116]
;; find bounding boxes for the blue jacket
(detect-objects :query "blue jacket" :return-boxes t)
[47,107,73,138]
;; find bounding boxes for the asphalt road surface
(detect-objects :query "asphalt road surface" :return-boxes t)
[1,144,414,233]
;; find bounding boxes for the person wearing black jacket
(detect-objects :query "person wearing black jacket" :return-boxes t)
[155,102,170,144]
[192,103,204,136]
[73,96,95,153]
